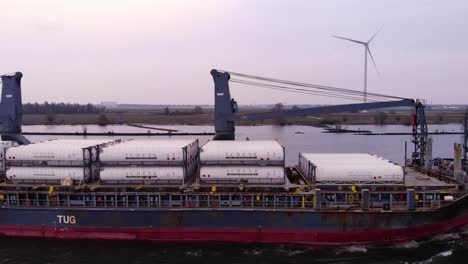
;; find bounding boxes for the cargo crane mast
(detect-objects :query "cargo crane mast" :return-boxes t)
[0,72,29,145]
[411,103,428,168]
[211,69,427,166]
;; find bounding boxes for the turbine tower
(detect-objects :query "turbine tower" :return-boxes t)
[333,30,380,103]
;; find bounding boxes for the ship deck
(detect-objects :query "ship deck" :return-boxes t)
[404,169,456,188]
[0,167,457,192]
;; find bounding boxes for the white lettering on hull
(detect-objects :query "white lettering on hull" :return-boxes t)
[57,215,76,224]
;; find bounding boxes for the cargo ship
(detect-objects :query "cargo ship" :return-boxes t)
[0,71,467,247]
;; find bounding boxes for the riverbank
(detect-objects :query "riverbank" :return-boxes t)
[23,110,466,126]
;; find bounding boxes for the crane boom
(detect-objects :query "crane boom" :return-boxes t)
[232,99,415,121]
[211,69,415,140]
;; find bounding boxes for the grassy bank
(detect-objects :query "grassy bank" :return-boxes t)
[22,110,466,127]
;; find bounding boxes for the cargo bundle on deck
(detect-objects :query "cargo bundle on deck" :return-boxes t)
[199,140,286,185]
[98,139,199,185]
[298,153,404,185]
[4,139,118,184]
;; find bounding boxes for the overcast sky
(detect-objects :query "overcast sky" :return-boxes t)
[1,0,467,105]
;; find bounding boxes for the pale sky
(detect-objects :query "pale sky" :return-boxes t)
[1,0,467,105]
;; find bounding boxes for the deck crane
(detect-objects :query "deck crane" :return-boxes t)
[0,72,29,145]
[210,69,428,167]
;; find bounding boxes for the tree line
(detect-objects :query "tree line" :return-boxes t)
[23,102,105,114]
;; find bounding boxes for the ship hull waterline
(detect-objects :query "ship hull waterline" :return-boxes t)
[1,195,468,247]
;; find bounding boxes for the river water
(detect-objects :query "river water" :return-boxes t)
[1,124,466,264]
[22,123,463,166]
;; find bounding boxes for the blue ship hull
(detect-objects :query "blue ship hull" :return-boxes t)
[1,194,468,247]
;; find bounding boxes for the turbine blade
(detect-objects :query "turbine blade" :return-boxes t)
[368,26,383,43]
[332,35,366,45]
[367,47,380,76]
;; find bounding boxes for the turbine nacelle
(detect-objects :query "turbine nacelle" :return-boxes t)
[332,29,382,102]
[332,33,379,75]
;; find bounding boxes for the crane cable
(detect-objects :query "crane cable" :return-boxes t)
[227,70,406,100]
[230,79,384,102]
[223,70,408,102]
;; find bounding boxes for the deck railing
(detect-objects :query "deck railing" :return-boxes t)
[0,191,452,211]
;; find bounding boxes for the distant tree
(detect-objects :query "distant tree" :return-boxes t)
[389,111,401,122]
[164,107,170,115]
[375,112,388,125]
[23,102,105,114]
[98,113,108,126]
[342,116,348,123]
[45,113,56,124]
[271,102,286,126]
[194,106,203,114]
[272,102,285,111]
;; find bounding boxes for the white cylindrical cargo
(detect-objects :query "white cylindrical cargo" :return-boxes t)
[99,166,185,185]
[300,157,393,167]
[6,167,90,183]
[5,139,116,165]
[200,140,284,165]
[39,139,117,162]
[314,164,404,183]
[300,154,389,164]
[298,153,403,184]
[41,139,115,145]
[99,139,199,165]
[7,144,90,163]
[199,166,285,185]
[301,153,378,158]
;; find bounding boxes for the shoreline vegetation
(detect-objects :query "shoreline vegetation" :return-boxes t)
[21,102,467,127]
[23,110,466,127]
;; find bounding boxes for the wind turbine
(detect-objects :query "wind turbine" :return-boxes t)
[332,30,380,103]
